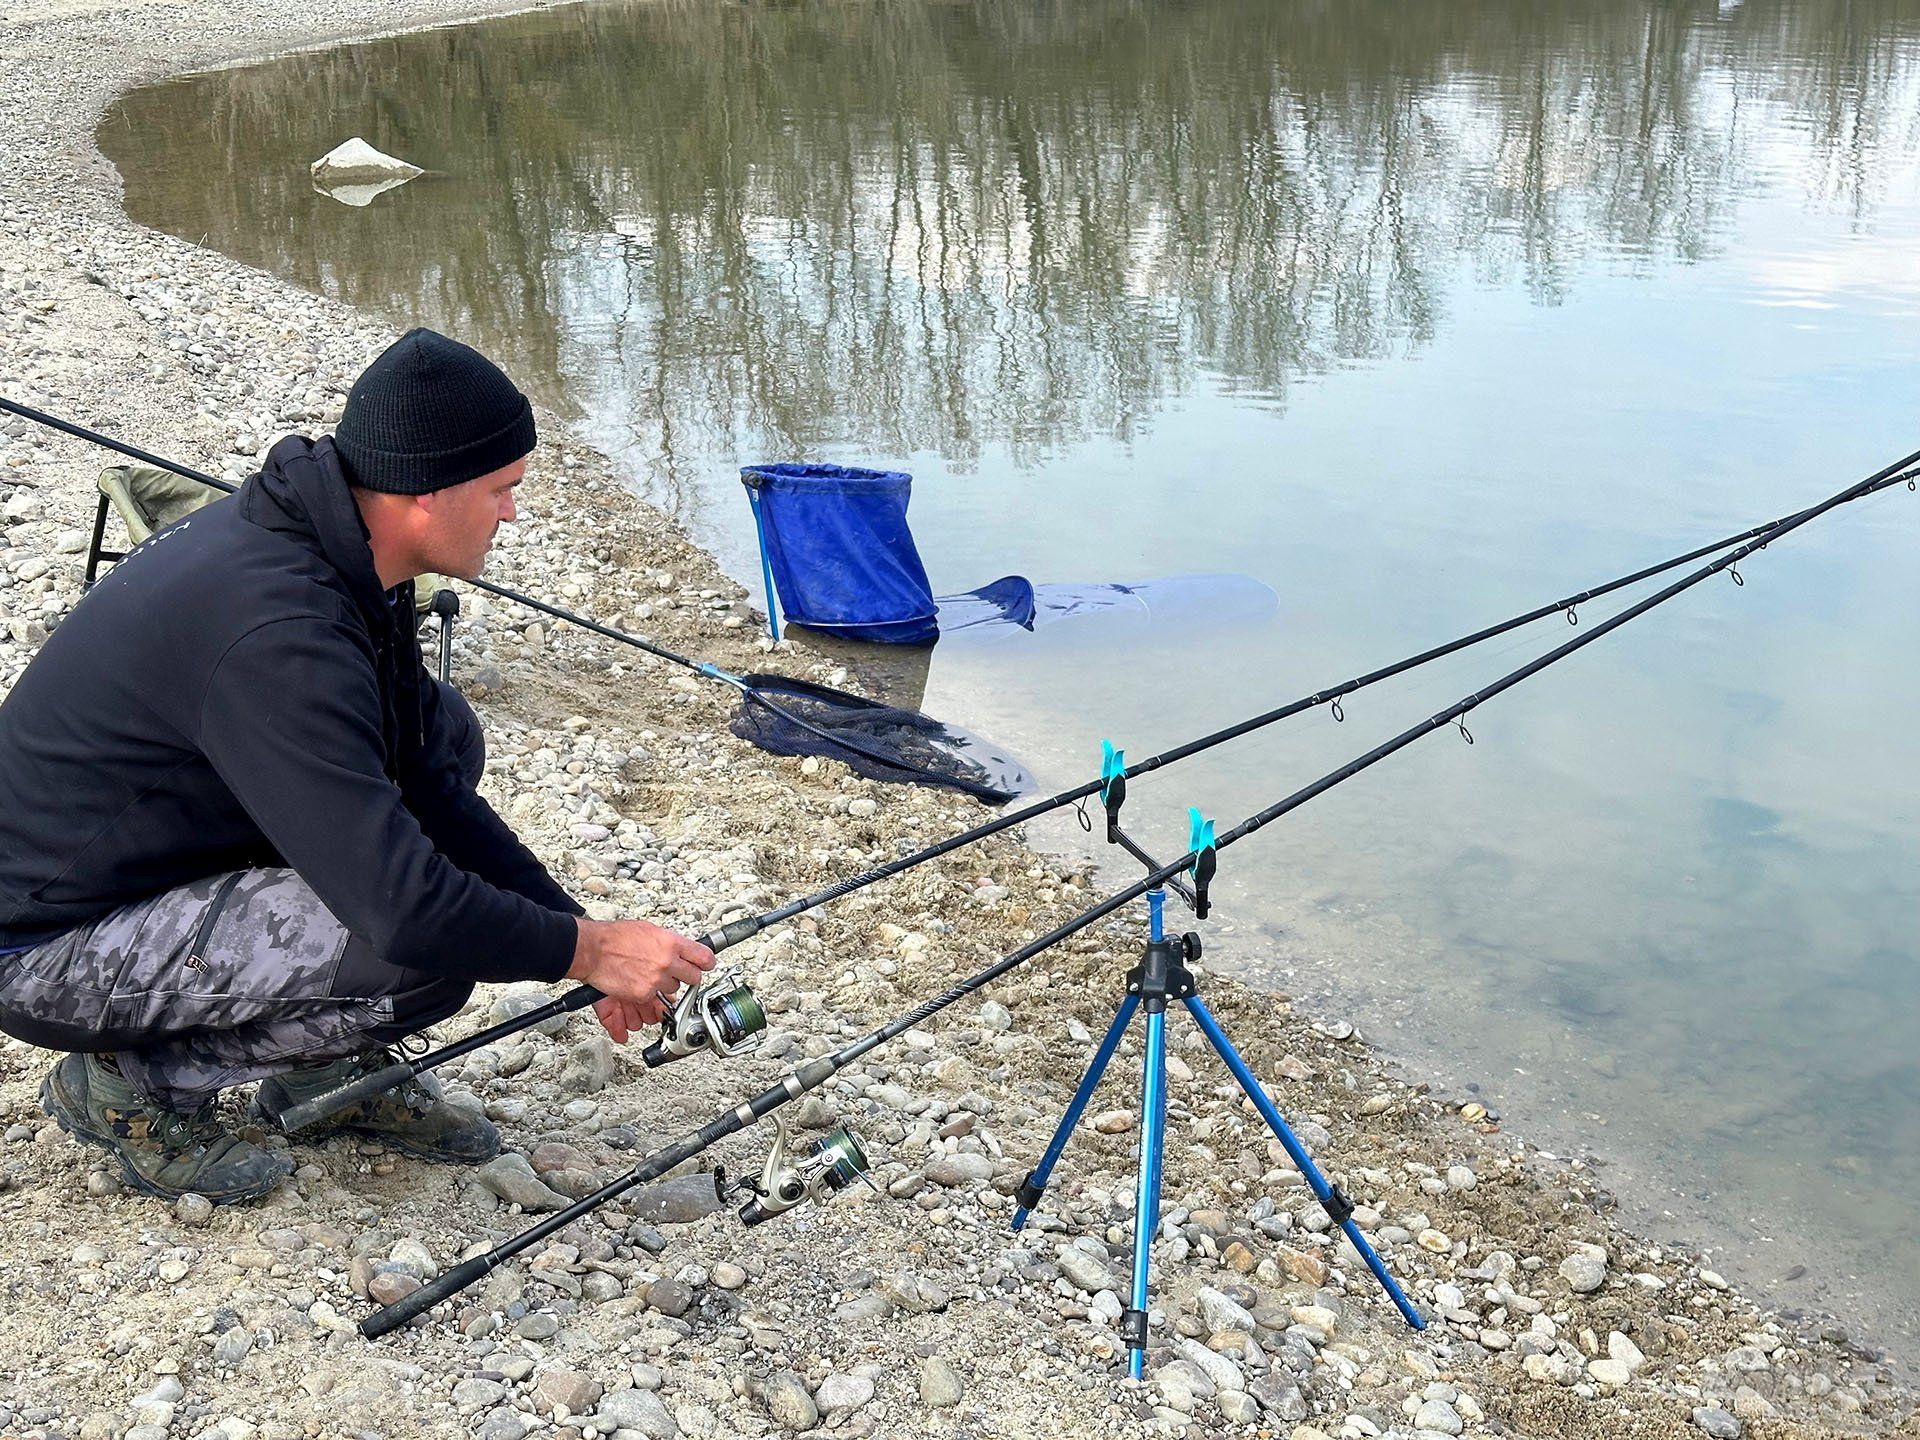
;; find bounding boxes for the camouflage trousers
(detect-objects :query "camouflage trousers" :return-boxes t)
[0,868,474,1112]
[0,685,484,1113]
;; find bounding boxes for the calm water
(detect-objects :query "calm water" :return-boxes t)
[102,0,1920,1362]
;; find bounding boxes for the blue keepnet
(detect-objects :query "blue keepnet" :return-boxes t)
[742,464,939,645]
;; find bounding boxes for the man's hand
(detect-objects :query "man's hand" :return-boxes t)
[569,918,715,1044]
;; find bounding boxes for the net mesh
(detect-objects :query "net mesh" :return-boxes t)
[728,673,1028,804]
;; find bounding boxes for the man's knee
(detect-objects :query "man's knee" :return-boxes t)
[433,679,486,788]
[333,936,473,1041]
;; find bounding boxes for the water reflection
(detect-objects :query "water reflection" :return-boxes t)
[101,0,1920,496]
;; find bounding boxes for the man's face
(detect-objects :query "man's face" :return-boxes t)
[419,457,526,580]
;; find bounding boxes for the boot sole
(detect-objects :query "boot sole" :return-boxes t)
[40,1066,290,1206]
[251,1099,500,1166]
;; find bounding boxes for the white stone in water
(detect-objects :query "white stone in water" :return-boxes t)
[310,137,423,185]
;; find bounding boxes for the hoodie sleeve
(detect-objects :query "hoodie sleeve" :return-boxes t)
[405,671,585,919]
[197,617,577,983]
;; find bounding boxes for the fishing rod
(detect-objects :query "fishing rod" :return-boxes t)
[360,444,1920,1337]
[13,393,1919,1113]
[294,455,1920,1121]
[0,394,1017,801]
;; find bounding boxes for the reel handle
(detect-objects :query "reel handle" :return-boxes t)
[359,1256,491,1337]
[276,1060,413,1133]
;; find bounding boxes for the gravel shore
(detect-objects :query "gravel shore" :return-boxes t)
[2,1,1917,1438]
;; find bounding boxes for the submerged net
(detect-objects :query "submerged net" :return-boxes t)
[728,673,1030,805]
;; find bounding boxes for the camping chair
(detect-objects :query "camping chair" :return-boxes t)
[85,464,463,683]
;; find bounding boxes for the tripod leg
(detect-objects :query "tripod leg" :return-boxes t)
[1011,994,1140,1231]
[1181,996,1426,1332]
[1125,1004,1170,1380]
[1143,998,1172,1242]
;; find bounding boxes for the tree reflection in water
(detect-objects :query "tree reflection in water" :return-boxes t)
[100,0,1920,496]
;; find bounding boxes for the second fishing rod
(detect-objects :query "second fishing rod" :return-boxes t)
[359,444,1920,1337]
[297,453,1920,1121]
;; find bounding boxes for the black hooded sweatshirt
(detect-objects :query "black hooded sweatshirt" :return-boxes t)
[0,436,579,982]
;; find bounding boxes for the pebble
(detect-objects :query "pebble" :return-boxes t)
[1587,1359,1633,1387]
[924,1152,993,1187]
[534,1369,602,1416]
[475,1154,570,1211]
[561,1035,617,1094]
[136,1378,184,1407]
[1155,1359,1213,1412]
[1173,1336,1244,1393]
[1277,1247,1329,1286]
[1251,1376,1308,1419]
[1692,1407,1742,1439]
[759,1371,817,1431]
[367,1271,421,1306]
[1414,1399,1463,1435]
[1522,1353,1576,1385]
[711,1262,747,1290]
[1220,1390,1261,1423]
[1057,1244,1115,1293]
[630,1172,727,1224]
[592,1387,678,1439]
[1198,1285,1256,1334]
[474,1412,527,1440]
[1607,1331,1647,1370]
[455,1379,507,1416]
[815,1373,874,1417]
[488,988,574,1037]
[516,1313,561,1341]
[1559,1251,1607,1294]
[919,1357,965,1407]
[644,1278,693,1317]
[172,1193,213,1227]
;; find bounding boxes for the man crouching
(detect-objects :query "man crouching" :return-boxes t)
[0,328,709,1203]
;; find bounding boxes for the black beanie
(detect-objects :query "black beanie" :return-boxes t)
[333,328,537,494]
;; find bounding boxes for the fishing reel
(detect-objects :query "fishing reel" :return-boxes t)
[641,970,767,1068]
[732,1115,874,1227]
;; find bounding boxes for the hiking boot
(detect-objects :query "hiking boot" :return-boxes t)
[38,1052,292,1205]
[252,1048,500,1164]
